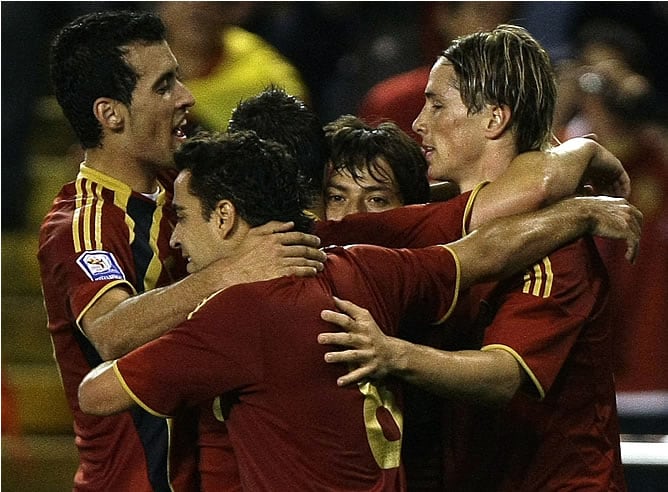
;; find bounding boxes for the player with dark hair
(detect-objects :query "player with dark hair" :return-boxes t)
[39,10,325,491]
[323,114,430,220]
[78,130,640,490]
[228,85,328,215]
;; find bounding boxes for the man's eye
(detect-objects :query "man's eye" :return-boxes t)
[327,194,344,203]
[369,196,389,206]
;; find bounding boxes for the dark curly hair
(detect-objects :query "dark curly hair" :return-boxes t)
[324,115,430,205]
[174,130,314,233]
[228,85,328,198]
[50,10,166,149]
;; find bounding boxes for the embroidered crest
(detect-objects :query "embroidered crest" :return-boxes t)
[76,251,125,281]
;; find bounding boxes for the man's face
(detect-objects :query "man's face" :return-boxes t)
[412,58,487,189]
[121,41,195,169]
[324,158,404,220]
[170,171,224,273]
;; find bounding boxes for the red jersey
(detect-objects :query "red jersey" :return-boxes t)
[37,164,196,492]
[114,244,461,491]
[319,185,625,490]
[314,190,473,248]
[442,237,626,491]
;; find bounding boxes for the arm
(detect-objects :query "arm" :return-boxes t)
[470,137,630,230]
[318,196,642,399]
[319,298,523,406]
[84,221,327,359]
[453,195,641,289]
[78,361,134,416]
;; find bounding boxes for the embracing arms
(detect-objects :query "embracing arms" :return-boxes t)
[83,221,326,360]
[318,196,642,404]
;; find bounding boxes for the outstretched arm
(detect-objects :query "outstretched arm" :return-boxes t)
[319,298,523,405]
[83,221,327,360]
[318,196,642,399]
[454,195,641,289]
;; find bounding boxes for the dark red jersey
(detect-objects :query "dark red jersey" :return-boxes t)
[442,237,626,491]
[115,244,460,490]
[38,165,196,491]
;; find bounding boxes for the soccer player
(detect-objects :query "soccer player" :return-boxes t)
[38,10,325,491]
[78,130,640,490]
[318,25,633,490]
[323,114,430,220]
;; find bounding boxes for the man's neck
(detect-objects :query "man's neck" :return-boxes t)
[460,145,517,193]
[84,148,159,194]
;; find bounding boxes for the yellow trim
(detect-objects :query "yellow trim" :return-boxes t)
[143,203,164,291]
[79,164,134,195]
[93,181,104,250]
[212,396,226,423]
[166,418,175,492]
[112,360,172,418]
[75,280,137,336]
[462,181,490,237]
[187,288,226,320]
[542,257,553,298]
[73,176,84,253]
[433,245,460,325]
[482,344,546,400]
[522,270,531,294]
[532,263,543,297]
[522,257,554,298]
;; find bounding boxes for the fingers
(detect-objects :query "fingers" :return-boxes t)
[279,245,326,272]
[331,296,371,320]
[320,309,355,329]
[625,238,639,264]
[335,366,373,387]
[253,220,295,235]
[582,133,599,142]
[278,231,321,248]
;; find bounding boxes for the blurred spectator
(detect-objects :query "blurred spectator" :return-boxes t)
[555,18,668,394]
[357,2,519,140]
[156,1,310,133]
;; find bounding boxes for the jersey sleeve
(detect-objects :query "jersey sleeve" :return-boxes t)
[38,201,137,334]
[347,244,462,330]
[314,191,475,248]
[480,238,606,399]
[115,290,258,417]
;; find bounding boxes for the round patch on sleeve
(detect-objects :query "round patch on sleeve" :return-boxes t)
[76,251,126,281]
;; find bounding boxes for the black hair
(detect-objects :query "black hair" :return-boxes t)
[50,10,166,149]
[174,130,314,233]
[324,115,430,205]
[228,85,328,199]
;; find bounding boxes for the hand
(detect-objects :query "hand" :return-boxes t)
[228,221,327,284]
[575,196,643,262]
[317,297,400,386]
[580,136,631,198]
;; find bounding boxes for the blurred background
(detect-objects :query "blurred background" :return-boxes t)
[2,1,666,490]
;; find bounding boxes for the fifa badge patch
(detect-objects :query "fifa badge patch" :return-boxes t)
[76,251,125,281]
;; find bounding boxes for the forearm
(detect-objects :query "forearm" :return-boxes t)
[389,339,522,406]
[84,261,238,359]
[453,198,591,289]
[79,361,135,416]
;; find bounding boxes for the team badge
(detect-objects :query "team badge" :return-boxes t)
[76,251,125,281]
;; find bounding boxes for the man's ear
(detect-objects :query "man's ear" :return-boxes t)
[93,98,124,131]
[485,104,512,139]
[215,200,237,238]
